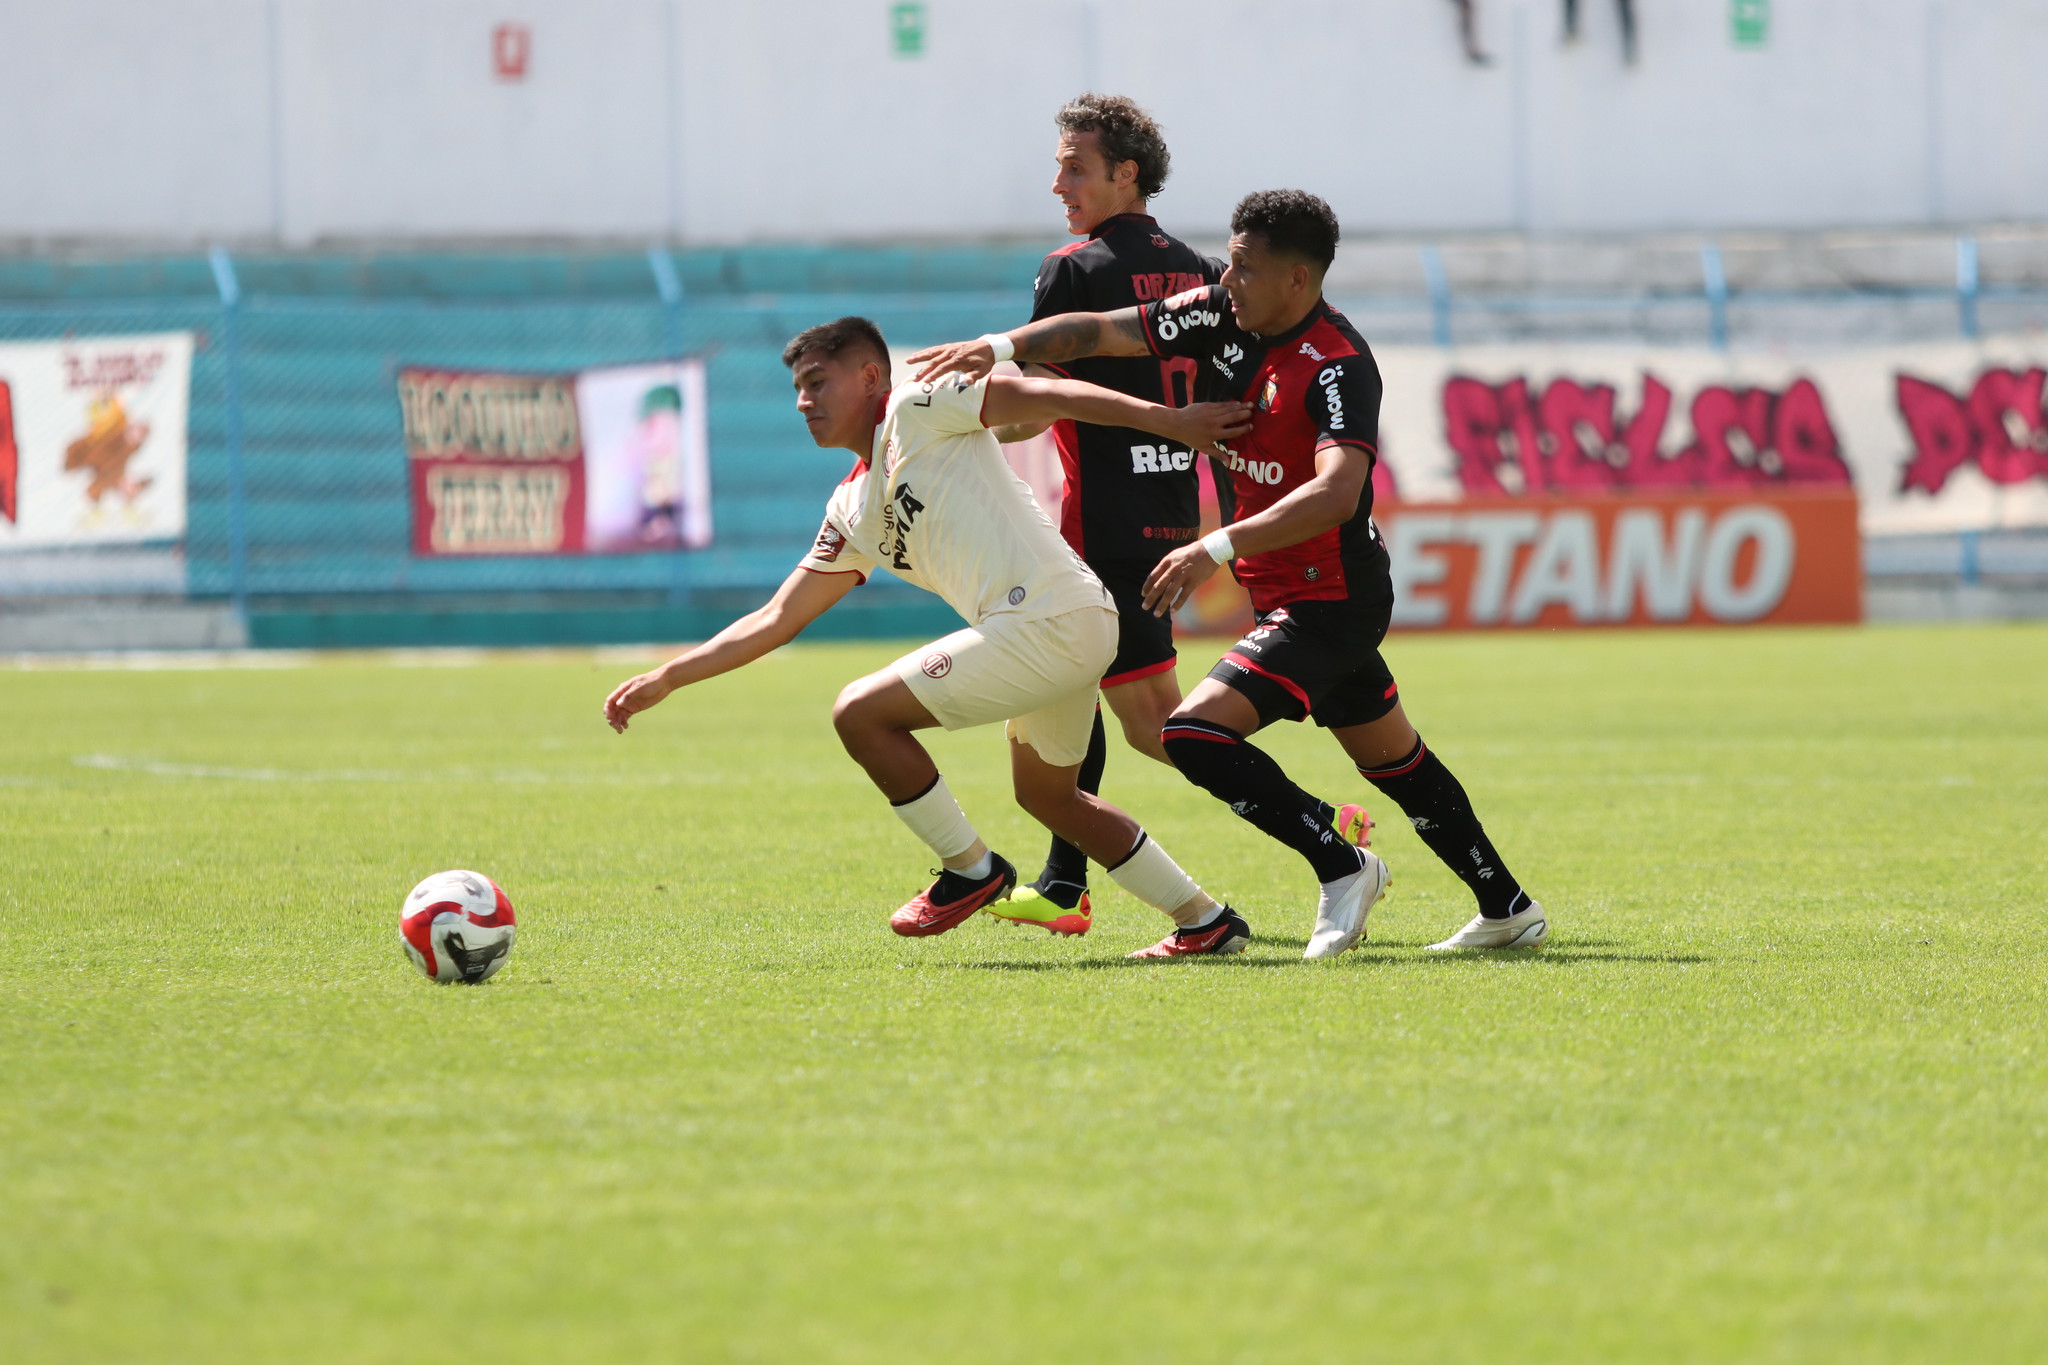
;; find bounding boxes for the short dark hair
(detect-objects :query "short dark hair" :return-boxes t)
[1054,93,1171,199]
[1230,190,1341,271]
[782,316,890,374]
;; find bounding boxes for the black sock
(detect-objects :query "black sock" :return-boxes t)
[1162,717,1361,883]
[1358,738,1528,919]
[1035,706,1106,907]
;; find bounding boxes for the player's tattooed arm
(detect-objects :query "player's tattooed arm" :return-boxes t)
[907,308,1150,383]
[604,567,858,731]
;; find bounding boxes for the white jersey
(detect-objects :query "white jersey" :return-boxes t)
[797,374,1111,625]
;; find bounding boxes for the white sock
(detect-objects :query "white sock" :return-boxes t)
[889,775,981,862]
[955,850,994,880]
[1106,832,1216,927]
[1181,903,1225,931]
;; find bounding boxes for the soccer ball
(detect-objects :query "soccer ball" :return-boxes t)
[400,870,518,984]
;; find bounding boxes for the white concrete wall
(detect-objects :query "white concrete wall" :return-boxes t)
[0,0,2043,244]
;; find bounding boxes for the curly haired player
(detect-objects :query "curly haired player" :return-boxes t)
[911,193,1549,959]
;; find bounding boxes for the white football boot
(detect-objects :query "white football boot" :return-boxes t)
[1427,900,1550,950]
[1304,849,1391,960]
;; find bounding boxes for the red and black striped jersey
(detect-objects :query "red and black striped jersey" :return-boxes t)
[1029,213,1223,564]
[1139,284,1386,612]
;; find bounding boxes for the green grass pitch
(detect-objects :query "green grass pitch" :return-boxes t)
[3,624,2045,1363]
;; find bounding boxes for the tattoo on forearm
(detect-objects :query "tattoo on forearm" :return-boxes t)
[1106,308,1148,348]
[1013,313,1105,364]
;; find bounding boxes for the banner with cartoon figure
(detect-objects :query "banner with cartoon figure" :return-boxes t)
[575,359,712,553]
[398,358,711,557]
[1374,337,2048,535]
[0,332,191,548]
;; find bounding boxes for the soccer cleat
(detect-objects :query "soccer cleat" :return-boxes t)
[987,883,1093,936]
[1127,907,1252,959]
[1334,802,1374,847]
[1427,900,1550,950]
[1304,849,1391,960]
[889,854,1018,937]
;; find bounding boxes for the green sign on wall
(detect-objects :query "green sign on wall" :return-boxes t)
[891,3,927,58]
[1732,0,1769,47]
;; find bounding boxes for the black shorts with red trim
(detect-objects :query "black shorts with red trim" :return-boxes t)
[1205,590,1399,730]
[1093,556,1178,689]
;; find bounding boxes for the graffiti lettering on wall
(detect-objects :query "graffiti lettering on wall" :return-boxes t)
[1441,373,1850,497]
[1896,367,2048,494]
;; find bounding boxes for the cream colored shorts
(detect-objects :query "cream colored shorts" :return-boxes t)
[893,606,1119,767]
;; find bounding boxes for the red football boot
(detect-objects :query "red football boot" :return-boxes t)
[1127,906,1252,959]
[889,854,1018,937]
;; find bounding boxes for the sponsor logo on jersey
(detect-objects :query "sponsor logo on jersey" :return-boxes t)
[1299,340,1325,361]
[1257,377,1278,412]
[920,651,952,679]
[1318,365,1346,430]
[1222,450,1286,485]
[1006,586,1026,605]
[1151,233,1170,248]
[811,520,846,562]
[1223,343,1244,365]
[1140,525,1198,541]
[1129,443,1195,474]
[880,481,925,571]
[1304,566,1321,581]
[1153,302,1220,342]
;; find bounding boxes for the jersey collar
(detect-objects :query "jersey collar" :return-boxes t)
[859,395,888,464]
[1254,296,1329,347]
[1088,211,1157,239]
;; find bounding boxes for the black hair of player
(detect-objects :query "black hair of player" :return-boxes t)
[781,316,891,375]
[1230,190,1341,271]
[1054,93,1171,199]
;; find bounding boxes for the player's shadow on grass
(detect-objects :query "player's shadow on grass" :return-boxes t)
[961,955,1302,972]
[1252,933,1709,967]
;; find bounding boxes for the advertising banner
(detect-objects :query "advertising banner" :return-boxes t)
[1373,337,2048,535]
[1379,490,1860,629]
[399,358,710,557]
[576,360,713,553]
[0,332,191,548]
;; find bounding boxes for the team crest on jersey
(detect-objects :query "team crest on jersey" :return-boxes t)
[1257,377,1279,411]
[1151,233,1170,248]
[812,520,845,562]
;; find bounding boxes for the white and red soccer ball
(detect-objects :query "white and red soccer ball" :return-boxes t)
[400,870,517,984]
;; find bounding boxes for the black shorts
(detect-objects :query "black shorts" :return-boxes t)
[1205,593,1399,730]
[1092,557,1178,688]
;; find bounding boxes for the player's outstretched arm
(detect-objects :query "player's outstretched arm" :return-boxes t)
[981,374,1251,458]
[907,308,1151,383]
[603,567,858,732]
[1140,444,1375,617]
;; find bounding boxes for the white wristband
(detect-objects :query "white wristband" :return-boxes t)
[980,332,1016,363]
[1202,529,1236,564]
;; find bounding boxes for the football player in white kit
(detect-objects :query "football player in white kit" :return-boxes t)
[604,317,1258,956]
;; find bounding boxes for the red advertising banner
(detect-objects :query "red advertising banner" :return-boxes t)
[398,367,586,555]
[1379,489,1861,630]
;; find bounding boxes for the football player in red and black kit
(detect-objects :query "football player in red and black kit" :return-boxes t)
[991,95,1227,932]
[912,191,1549,960]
